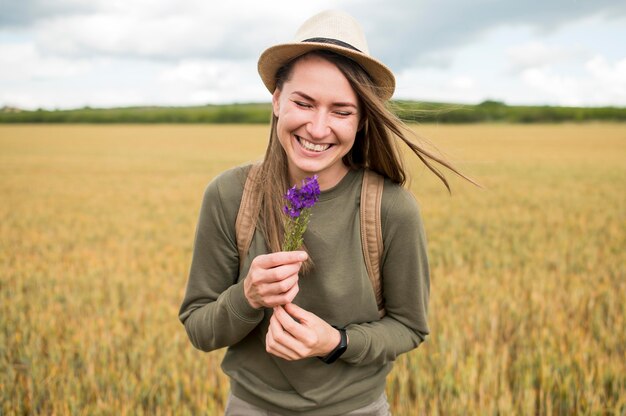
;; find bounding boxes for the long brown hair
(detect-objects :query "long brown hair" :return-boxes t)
[254,50,476,262]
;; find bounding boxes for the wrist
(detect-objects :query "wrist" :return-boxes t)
[243,281,262,309]
[324,328,341,355]
[319,326,348,364]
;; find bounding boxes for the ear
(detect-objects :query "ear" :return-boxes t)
[272,89,281,117]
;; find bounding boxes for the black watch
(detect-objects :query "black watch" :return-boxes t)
[319,326,348,364]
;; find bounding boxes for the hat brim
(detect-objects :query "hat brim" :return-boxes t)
[258,42,396,101]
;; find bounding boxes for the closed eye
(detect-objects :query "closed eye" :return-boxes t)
[293,100,312,109]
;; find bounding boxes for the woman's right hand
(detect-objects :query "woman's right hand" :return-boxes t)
[244,251,307,309]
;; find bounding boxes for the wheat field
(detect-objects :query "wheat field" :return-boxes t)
[1,123,625,415]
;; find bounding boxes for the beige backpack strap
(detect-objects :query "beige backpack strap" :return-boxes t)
[360,169,386,318]
[235,163,263,270]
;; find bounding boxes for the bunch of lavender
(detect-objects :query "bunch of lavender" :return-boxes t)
[282,175,320,251]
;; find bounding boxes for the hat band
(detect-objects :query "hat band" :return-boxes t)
[302,37,362,53]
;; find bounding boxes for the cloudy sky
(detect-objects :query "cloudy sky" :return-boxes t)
[1,0,625,110]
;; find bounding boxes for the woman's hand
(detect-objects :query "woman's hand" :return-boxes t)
[244,251,307,309]
[266,303,342,360]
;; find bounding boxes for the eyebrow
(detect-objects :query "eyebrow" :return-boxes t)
[291,91,358,110]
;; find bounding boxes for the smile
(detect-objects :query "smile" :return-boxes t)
[296,136,332,153]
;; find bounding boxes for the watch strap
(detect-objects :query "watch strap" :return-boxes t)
[319,326,348,364]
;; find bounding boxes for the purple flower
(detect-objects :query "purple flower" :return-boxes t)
[281,176,320,251]
[282,176,320,219]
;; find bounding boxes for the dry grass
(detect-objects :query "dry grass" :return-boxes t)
[1,123,624,415]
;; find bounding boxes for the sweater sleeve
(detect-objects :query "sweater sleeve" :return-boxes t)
[178,168,264,352]
[341,185,430,366]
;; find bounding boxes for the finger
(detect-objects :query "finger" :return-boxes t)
[266,335,296,360]
[265,273,299,296]
[280,304,329,353]
[258,279,299,307]
[266,326,292,360]
[269,310,308,359]
[266,313,300,360]
[273,304,299,326]
[258,263,301,284]
[263,285,300,308]
[256,272,297,295]
[273,305,310,341]
[254,251,308,269]
[282,281,300,304]
[283,302,314,323]
[250,263,300,289]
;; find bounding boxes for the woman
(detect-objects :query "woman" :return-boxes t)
[179,10,468,415]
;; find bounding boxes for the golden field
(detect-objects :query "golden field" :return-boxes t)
[1,123,624,415]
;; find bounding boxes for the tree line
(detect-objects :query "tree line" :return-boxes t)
[1,101,624,123]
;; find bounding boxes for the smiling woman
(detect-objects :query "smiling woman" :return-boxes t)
[178,9,471,416]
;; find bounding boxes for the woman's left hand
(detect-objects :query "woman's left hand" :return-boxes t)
[266,303,342,361]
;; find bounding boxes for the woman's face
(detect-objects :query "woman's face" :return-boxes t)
[272,54,360,190]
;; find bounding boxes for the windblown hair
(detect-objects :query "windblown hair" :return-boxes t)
[254,50,475,265]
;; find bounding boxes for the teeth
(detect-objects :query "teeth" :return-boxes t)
[298,137,330,152]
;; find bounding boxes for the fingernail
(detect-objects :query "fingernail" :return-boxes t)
[298,252,307,261]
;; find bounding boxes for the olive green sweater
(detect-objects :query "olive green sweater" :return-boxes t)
[179,165,430,416]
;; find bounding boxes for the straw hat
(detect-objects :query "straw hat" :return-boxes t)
[257,10,396,100]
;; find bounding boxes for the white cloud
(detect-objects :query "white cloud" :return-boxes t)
[520,55,626,106]
[586,55,626,86]
[35,13,230,60]
[395,68,485,104]
[0,42,92,80]
[27,1,335,60]
[449,75,476,90]
[156,59,268,104]
[506,41,587,71]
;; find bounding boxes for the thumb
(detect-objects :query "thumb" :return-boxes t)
[283,302,312,321]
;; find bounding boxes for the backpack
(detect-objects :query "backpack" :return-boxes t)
[235,163,386,318]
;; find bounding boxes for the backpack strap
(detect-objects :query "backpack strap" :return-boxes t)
[235,163,263,270]
[360,169,386,318]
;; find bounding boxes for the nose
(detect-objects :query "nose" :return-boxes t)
[306,110,331,139]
